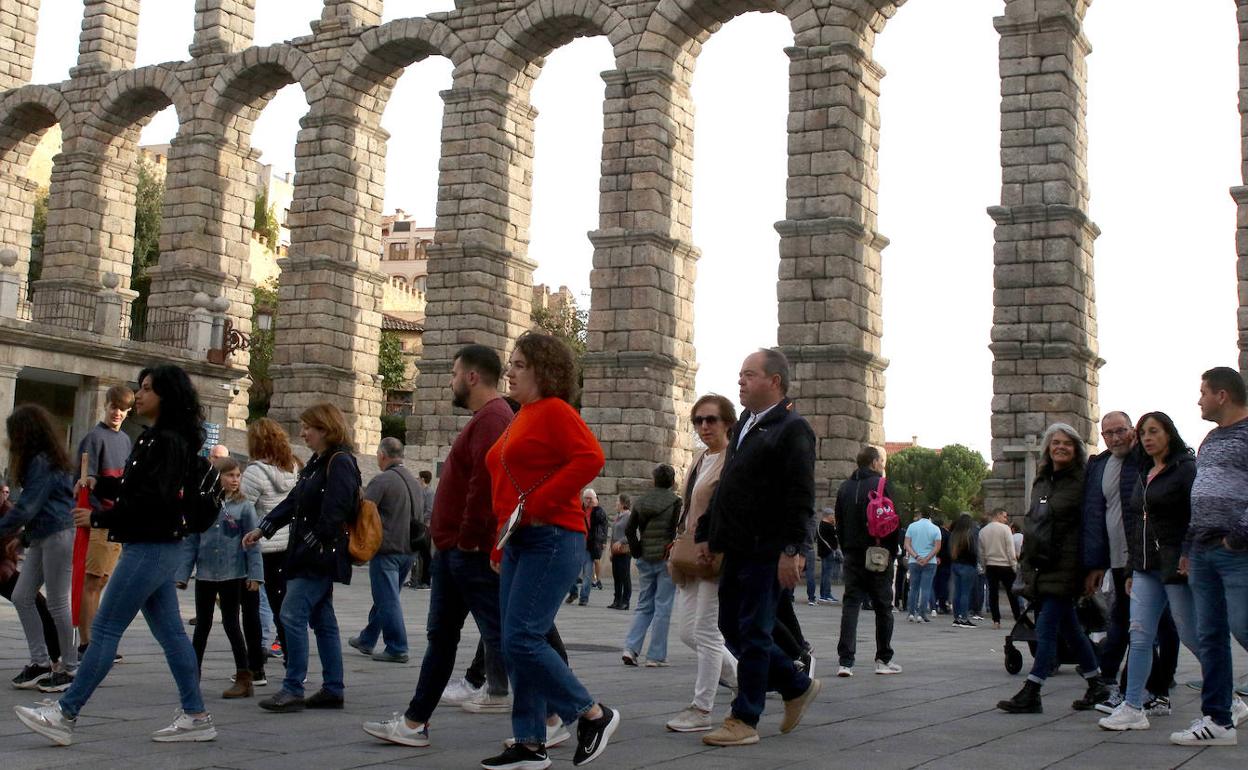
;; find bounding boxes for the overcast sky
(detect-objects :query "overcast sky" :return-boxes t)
[27,0,1242,459]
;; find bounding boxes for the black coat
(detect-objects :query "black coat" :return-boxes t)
[1021,463,1086,598]
[259,446,359,584]
[1125,451,1196,579]
[92,427,195,544]
[833,468,901,556]
[695,398,815,559]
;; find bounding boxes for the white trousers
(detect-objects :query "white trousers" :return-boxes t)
[675,576,737,711]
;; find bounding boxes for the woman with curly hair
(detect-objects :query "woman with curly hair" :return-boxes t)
[0,404,76,693]
[16,364,217,746]
[481,332,619,770]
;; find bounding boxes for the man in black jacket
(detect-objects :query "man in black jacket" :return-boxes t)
[833,446,902,677]
[694,348,819,747]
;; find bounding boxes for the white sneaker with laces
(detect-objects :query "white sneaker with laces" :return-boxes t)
[836,666,853,678]
[462,691,511,714]
[504,720,571,749]
[665,706,713,732]
[439,677,482,705]
[362,714,430,747]
[14,699,75,746]
[151,711,216,743]
[1232,697,1247,728]
[1169,716,1237,747]
[1098,702,1149,731]
[874,659,902,675]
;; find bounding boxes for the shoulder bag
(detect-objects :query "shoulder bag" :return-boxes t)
[329,452,382,564]
[667,455,722,579]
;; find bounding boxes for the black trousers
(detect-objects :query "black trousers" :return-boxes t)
[466,625,568,688]
[261,551,287,655]
[611,553,632,606]
[193,578,264,673]
[0,572,59,662]
[985,565,1022,624]
[837,555,895,667]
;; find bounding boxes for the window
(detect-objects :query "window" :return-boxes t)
[393,221,412,232]
[389,241,409,260]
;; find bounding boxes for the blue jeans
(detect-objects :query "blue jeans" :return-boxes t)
[718,553,811,727]
[569,549,594,603]
[1188,543,1248,728]
[1027,595,1100,684]
[803,545,817,603]
[406,549,510,723]
[820,555,840,600]
[1124,570,1199,708]
[952,563,977,619]
[281,576,343,697]
[623,559,676,662]
[501,526,595,745]
[907,561,936,617]
[259,587,274,648]
[59,542,204,718]
[357,553,413,655]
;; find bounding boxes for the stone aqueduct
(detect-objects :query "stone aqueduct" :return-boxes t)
[1,0,1246,510]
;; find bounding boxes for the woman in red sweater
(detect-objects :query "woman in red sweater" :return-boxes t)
[482,332,620,770]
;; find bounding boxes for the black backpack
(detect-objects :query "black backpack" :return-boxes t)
[180,453,226,535]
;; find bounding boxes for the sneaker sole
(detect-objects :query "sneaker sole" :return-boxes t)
[37,682,73,694]
[362,723,430,747]
[14,707,73,746]
[665,722,713,732]
[12,678,50,691]
[152,727,217,743]
[1170,735,1237,747]
[574,708,620,766]
[482,757,551,770]
[462,703,512,714]
[837,671,853,678]
[1098,719,1149,731]
[1094,703,1119,715]
[702,733,760,746]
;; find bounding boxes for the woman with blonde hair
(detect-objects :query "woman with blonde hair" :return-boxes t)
[244,403,359,713]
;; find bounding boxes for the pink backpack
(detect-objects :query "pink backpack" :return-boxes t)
[865,477,899,541]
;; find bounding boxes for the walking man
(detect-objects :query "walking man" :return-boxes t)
[978,508,1021,629]
[363,344,516,748]
[348,437,417,663]
[695,348,820,746]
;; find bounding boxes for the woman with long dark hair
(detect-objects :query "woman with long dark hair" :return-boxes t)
[1,404,76,692]
[15,364,216,746]
[948,513,980,628]
[244,402,357,713]
[481,332,619,769]
[998,422,1105,714]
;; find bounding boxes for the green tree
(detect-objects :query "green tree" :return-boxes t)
[29,186,48,282]
[887,444,989,523]
[887,446,942,524]
[247,281,278,422]
[253,189,280,247]
[378,330,407,392]
[129,161,164,328]
[532,300,588,408]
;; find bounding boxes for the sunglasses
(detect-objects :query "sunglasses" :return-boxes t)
[692,415,721,426]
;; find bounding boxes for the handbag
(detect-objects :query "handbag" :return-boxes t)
[667,454,722,579]
[328,452,381,564]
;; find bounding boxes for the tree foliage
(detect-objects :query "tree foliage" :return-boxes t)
[887,444,989,523]
[247,281,278,422]
[253,190,281,248]
[532,300,588,408]
[129,161,165,325]
[378,331,408,392]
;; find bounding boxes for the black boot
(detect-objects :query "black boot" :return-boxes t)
[1072,677,1110,711]
[997,680,1042,714]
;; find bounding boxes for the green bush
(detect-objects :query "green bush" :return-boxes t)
[380,414,407,442]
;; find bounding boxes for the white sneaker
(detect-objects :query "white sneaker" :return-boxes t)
[440,677,482,705]
[504,720,571,749]
[644,659,670,668]
[874,659,902,675]
[1098,702,1149,731]
[665,706,713,732]
[1169,716,1237,746]
[1232,697,1247,728]
[14,699,75,746]
[461,691,511,714]
[362,714,430,747]
[151,711,216,743]
[906,614,917,623]
[836,666,853,678]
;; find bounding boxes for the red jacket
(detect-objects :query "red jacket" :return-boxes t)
[486,397,604,560]
[429,396,513,553]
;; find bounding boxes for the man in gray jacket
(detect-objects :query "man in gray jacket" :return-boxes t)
[349,437,419,663]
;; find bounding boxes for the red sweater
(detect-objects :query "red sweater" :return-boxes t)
[429,396,513,553]
[486,397,604,557]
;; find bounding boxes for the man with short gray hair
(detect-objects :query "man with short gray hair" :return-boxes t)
[348,437,418,663]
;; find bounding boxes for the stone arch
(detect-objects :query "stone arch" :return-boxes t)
[89,65,194,147]
[334,17,470,103]
[199,44,323,146]
[479,0,633,93]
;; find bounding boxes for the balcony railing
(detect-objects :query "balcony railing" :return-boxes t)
[30,287,96,332]
[129,305,191,347]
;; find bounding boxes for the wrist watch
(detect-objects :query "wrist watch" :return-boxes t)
[782,544,800,558]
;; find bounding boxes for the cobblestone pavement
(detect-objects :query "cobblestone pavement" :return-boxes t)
[1,572,1244,769]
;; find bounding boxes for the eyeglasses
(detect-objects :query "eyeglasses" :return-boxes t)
[1101,428,1131,438]
[692,415,721,426]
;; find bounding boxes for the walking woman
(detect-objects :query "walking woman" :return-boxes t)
[998,422,1105,714]
[240,417,300,663]
[621,464,680,667]
[948,513,980,628]
[482,332,619,769]
[607,495,632,610]
[244,403,357,713]
[665,394,739,733]
[2,404,76,693]
[15,365,216,745]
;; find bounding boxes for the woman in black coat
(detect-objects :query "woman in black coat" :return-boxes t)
[245,403,359,713]
[999,422,1105,714]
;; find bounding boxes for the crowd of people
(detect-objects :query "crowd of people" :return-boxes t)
[1,342,1247,767]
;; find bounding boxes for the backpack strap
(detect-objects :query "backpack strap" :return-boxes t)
[874,476,887,498]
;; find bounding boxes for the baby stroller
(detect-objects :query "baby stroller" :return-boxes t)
[1003,592,1108,675]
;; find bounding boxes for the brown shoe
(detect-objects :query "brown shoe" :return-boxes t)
[701,716,760,746]
[223,670,253,699]
[780,678,821,733]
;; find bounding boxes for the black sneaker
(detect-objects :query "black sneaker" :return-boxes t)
[481,743,551,770]
[37,670,74,693]
[252,670,268,686]
[573,705,619,766]
[11,664,52,690]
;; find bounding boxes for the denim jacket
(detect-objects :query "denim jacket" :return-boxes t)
[176,499,263,583]
[0,453,74,543]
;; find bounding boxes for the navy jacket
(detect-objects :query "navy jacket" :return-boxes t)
[1081,446,1144,571]
[695,398,815,559]
[93,427,196,543]
[259,446,359,584]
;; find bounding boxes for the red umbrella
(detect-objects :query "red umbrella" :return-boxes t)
[71,452,89,627]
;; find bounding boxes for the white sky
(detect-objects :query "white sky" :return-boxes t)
[26,0,1243,459]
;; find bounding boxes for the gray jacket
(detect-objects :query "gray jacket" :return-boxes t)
[364,463,420,556]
